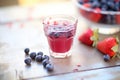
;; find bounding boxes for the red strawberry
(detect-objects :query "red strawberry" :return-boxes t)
[88,8,102,23]
[78,28,98,46]
[97,37,119,57]
[116,15,120,24]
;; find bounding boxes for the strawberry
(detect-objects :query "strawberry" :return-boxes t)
[97,37,119,57]
[88,8,102,23]
[78,28,98,47]
[116,15,120,24]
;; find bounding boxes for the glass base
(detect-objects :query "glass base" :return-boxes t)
[49,50,71,58]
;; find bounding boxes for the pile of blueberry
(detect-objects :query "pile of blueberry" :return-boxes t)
[24,48,54,72]
[78,0,120,11]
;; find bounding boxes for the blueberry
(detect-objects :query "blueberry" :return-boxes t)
[42,59,50,68]
[107,1,115,9]
[78,0,84,4]
[30,52,36,59]
[103,54,110,62]
[24,57,32,65]
[92,1,100,8]
[89,0,94,3]
[54,32,60,38]
[46,63,54,71]
[37,51,43,56]
[49,32,54,38]
[35,55,42,62]
[101,5,108,11]
[42,55,50,61]
[114,5,119,11]
[66,31,73,38]
[24,48,30,55]
[101,0,107,4]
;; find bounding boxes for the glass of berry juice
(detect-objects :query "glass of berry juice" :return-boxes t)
[43,14,77,58]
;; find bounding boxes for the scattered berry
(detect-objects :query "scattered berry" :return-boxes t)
[30,52,36,59]
[103,54,110,62]
[35,55,42,62]
[37,51,43,56]
[42,59,50,68]
[46,63,54,71]
[24,57,32,65]
[24,48,30,55]
[23,48,54,71]
[42,55,50,61]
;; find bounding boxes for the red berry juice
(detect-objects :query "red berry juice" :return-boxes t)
[44,19,76,53]
[47,30,74,53]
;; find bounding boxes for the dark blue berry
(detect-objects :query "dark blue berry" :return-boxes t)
[101,0,107,4]
[92,1,100,8]
[49,32,54,38]
[30,52,36,59]
[42,59,50,68]
[54,32,60,38]
[42,55,50,61]
[35,55,42,62]
[66,31,73,38]
[114,4,119,11]
[78,0,84,4]
[24,48,30,55]
[89,0,94,3]
[101,5,108,11]
[37,51,43,56]
[24,57,32,65]
[107,1,115,9]
[46,63,54,71]
[49,32,60,38]
[103,54,110,62]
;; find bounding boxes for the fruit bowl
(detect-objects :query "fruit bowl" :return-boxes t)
[75,0,120,34]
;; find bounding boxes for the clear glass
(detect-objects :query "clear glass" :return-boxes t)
[43,14,77,58]
[75,0,120,34]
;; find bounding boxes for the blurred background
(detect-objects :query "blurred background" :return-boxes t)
[0,0,70,6]
[0,0,78,24]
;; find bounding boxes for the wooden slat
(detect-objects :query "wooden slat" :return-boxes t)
[30,66,120,80]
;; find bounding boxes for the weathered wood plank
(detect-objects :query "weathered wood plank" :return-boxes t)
[22,66,120,80]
